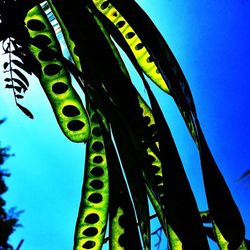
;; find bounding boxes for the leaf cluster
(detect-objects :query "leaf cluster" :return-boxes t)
[1,37,35,118]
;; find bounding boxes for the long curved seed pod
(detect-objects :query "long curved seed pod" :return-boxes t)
[108,165,143,250]
[87,0,169,94]
[137,97,183,250]
[92,5,247,248]
[74,103,109,250]
[142,79,209,249]
[95,106,143,250]
[108,153,143,250]
[24,5,90,142]
[136,95,166,230]
[200,211,249,250]
[110,113,151,250]
[196,122,246,249]
[38,4,109,248]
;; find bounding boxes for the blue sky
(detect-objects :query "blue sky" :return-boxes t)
[0,1,249,249]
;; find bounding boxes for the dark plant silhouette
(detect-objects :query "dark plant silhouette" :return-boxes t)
[0,1,249,249]
[0,119,22,250]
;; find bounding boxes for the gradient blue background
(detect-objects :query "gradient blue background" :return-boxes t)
[0,1,249,249]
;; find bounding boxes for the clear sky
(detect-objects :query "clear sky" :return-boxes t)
[0,1,249,249]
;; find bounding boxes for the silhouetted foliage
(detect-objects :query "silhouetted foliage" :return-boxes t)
[0,119,22,250]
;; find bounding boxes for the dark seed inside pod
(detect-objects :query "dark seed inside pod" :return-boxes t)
[52,82,68,94]
[82,240,96,249]
[89,180,104,190]
[88,193,103,203]
[27,19,46,31]
[62,105,80,117]
[125,32,135,39]
[90,167,104,177]
[135,43,144,50]
[116,20,126,28]
[92,127,102,137]
[84,213,99,224]
[32,35,51,48]
[67,120,85,131]
[82,227,98,237]
[44,64,62,76]
[93,156,103,164]
[91,141,104,152]
[118,234,126,247]
[100,1,109,10]
[38,49,56,61]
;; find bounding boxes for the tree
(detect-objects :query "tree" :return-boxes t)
[0,1,249,249]
[0,119,22,250]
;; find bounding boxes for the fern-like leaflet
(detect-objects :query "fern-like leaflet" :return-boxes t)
[2,37,33,119]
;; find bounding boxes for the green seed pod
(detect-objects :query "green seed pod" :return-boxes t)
[200,211,249,250]
[89,0,170,94]
[24,5,90,143]
[74,105,109,250]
